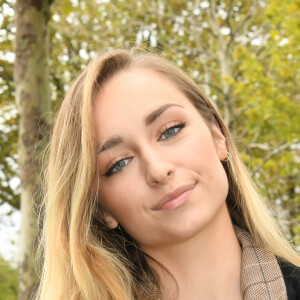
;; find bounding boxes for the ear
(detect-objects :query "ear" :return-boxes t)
[102,211,118,229]
[211,118,227,161]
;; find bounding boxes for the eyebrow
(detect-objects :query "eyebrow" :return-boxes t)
[145,103,183,126]
[99,136,124,153]
[98,103,184,154]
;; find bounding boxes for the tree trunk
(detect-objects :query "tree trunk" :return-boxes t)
[14,1,52,299]
[208,0,234,128]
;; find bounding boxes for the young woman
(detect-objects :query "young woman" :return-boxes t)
[36,49,300,300]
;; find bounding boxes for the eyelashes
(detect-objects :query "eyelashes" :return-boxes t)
[159,122,186,141]
[104,122,186,177]
[104,157,132,177]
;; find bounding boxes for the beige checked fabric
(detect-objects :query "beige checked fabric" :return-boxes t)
[235,226,288,300]
[143,227,288,299]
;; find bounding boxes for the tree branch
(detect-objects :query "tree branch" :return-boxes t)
[261,174,298,185]
[242,24,270,48]
[207,0,220,37]
[232,0,259,38]
[225,0,234,34]
[250,142,298,174]
[204,27,219,40]
[226,1,262,56]
[197,81,225,95]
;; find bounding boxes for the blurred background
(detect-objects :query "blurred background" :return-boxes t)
[0,0,299,298]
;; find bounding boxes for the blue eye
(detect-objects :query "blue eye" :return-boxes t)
[105,158,132,176]
[104,122,185,177]
[160,123,186,140]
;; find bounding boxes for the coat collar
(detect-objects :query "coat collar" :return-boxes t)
[234,226,288,300]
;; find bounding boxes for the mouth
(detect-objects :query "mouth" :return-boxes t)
[154,183,196,211]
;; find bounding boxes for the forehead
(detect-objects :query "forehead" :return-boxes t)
[93,68,195,138]
[95,68,194,112]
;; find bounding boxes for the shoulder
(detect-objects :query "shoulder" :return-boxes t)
[278,259,300,300]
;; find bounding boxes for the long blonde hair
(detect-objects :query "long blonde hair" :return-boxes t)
[36,49,300,300]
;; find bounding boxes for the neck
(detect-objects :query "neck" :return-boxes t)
[145,204,242,300]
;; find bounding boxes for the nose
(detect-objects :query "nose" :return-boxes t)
[141,147,175,186]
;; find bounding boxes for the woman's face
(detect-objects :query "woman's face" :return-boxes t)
[94,68,229,251]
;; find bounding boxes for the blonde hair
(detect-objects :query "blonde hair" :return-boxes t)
[36,49,300,300]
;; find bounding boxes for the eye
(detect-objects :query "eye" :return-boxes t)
[159,122,186,141]
[104,157,132,177]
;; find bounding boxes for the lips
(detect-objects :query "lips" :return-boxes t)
[154,183,196,210]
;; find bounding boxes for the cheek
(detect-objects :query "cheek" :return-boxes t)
[176,131,220,170]
[99,175,142,219]
[176,131,228,193]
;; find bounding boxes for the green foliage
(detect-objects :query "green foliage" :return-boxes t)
[0,0,19,209]
[230,0,300,244]
[0,256,18,300]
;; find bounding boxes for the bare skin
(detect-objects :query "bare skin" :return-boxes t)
[150,203,242,300]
